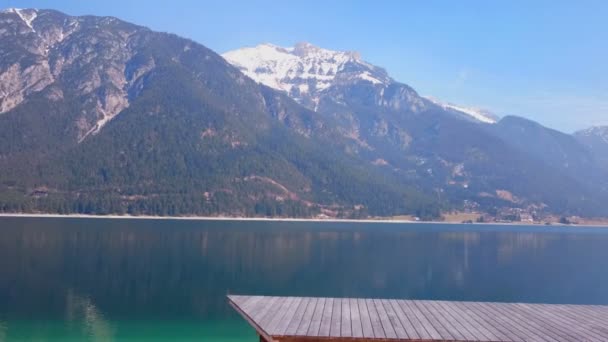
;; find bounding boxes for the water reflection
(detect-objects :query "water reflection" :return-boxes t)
[0,217,607,326]
[66,290,115,341]
[0,321,7,342]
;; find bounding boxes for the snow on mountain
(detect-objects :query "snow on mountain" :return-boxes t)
[575,126,608,143]
[224,42,499,124]
[3,8,38,32]
[425,96,498,124]
[222,42,390,104]
[574,126,608,169]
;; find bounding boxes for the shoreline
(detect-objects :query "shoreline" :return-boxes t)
[1,212,607,227]
[0,212,424,224]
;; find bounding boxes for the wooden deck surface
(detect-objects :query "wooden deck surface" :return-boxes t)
[228,295,608,341]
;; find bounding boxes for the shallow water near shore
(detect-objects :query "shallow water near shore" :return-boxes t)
[1,216,607,341]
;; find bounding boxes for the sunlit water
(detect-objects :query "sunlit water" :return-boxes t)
[1,217,607,341]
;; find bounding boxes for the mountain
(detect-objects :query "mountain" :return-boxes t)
[223,43,497,124]
[424,96,498,124]
[224,42,608,217]
[575,126,608,170]
[223,42,392,109]
[0,8,440,218]
[1,9,607,219]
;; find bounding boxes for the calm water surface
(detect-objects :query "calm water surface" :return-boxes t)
[1,217,608,341]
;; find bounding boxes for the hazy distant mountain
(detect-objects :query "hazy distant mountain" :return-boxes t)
[575,126,608,170]
[575,126,608,146]
[1,9,607,218]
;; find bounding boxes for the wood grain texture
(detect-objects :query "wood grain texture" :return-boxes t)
[228,295,608,341]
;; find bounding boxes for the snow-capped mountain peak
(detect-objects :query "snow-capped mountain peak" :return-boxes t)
[224,42,498,124]
[3,8,38,32]
[425,96,498,124]
[222,42,390,103]
[576,126,608,143]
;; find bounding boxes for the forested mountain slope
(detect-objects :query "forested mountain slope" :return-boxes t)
[1,8,607,218]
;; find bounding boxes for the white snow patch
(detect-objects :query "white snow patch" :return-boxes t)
[577,126,608,144]
[425,96,498,124]
[6,8,38,32]
[222,42,387,100]
[298,84,309,93]
[358,71,383,84]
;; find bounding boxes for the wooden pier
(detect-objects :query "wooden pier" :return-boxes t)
[228,295,608,342]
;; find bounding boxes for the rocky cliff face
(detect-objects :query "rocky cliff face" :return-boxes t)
[1,9,608,218]
[223,43,497,124]
[0,8,436,218]
[224,42,608,217]
[223,42,391,108]
[0,8,155,141]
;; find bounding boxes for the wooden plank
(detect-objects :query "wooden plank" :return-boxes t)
[381,299,408,339]
[518,303,574,342]
[473,301,546,342]
[358,298,374,339]
[459,301,521,342]
[272,296,302,336]
[411,300,455,341]
[349,298,363,338]
[580,304,608,318]
[373,298,397,339]
[424,300,469,341]
[296,297,318,336]
[258,296,287,331]
[229,295,608,342]
[514,303,597,342]
[482,301,547,342]
[228,298,274,342]
[307,297,326,337]
[228,295,249,307]
[510,303,580,342]
[565,305,608,339]
[237,295,259,312]
[317,297,333,337]
[284,297,310,336]
[545,304,608,340]
[537,304,608,341]
[241,296,268,323]
[329,298,342,337]
[365,298,386,338]
[266,296,295,335]
[434,300,486,341]
[340,298,352,337]
[436,300,484,341]
[252,296,280,324]
[497,303,564,342]
[448,300,506,341]
[388,299,419,340]
[565,304,608,331]
[399,299,442,340]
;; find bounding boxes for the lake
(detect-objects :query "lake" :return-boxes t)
[0,217,607,341]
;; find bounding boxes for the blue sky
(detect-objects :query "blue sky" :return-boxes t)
[3,0,607,132]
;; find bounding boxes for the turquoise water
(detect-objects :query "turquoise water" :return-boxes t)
[1,217,607,341]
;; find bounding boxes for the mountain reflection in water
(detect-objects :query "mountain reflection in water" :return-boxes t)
[0,217,607,340]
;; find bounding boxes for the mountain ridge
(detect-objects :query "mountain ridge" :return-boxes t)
[575,126,608,171]
[0,8,441,218]
[223,42,497,124]
[1,9,607,220]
